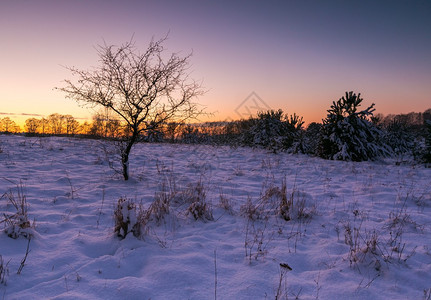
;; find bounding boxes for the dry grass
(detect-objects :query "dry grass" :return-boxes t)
[343,220,382,269]
[113,178,214,240]
[0,255,9,286]
[184,181,213,221]
[1,183,33,239]
[218,191,234,215]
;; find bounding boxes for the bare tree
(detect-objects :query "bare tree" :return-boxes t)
[58,36,204,180]
[1,117,19,133]
[25,118,41,134]
[90,108,122,138]
[48,113,65,135]
[40,118,49,135]
[80,121,92,135]
[64,115,80,135]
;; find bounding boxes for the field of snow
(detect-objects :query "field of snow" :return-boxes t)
[1,134,431,299]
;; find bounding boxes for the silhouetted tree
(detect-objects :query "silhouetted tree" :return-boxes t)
[145,120,165,142]
[1,117,19,133]
[25,118,41,135]
[64,115,80,135]
[302,122,322,154]
[80,121,92,135]
[48,113,65,135]
[424,109,431,122]
[58,36,204,180]
[180,124,201,144]
[89,108,122,138]
[40,118,49,135]
[165,121,181,143]
[90,114,107,137]
[422,120,431,163]
[382,118,415,156]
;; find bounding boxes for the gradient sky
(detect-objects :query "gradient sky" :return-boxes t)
[1,0,430,126]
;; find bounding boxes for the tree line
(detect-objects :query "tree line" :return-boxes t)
[3,100,430,162]
[3,104,429,146]
[0,117,21,133]
[2,93,431,180]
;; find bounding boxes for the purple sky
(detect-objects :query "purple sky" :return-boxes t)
[1,0,430,125]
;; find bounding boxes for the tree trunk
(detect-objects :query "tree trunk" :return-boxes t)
[121,150,130,181]
[121,132,138,180]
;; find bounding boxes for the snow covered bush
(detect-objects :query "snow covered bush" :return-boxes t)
[301,122,323,155]
[242,109,304,153]
[318,91,390,161]
[114,197,141,239]
[422,120,431,164]
[382,119,416,157]
[225,119,254,147]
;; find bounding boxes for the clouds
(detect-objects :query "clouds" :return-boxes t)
[0,112,88,121]
[0,112,44,117]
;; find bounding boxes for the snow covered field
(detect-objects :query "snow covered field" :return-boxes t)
[1,134,431,299]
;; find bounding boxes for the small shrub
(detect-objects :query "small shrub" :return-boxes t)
[382,119,416,157]
[302,122,323,155]
[343,221,382,270]
[219,192,234,215]
[1,184,33,239]
[0,255,9,285]
[264,179,316,222]
[278,180,291,221]
[145,166,179,226]
[240,196,261,221]
[383,196,422,263]
[183,181,213,221]
[244,218,271,262]
[241,109,304,153]
[147,191,171,224]
[114,197,141,239]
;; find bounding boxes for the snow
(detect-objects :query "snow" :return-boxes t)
[1,134,431,299]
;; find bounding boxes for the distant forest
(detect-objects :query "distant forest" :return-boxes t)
[1,96,431,164]
[2,109,430,140]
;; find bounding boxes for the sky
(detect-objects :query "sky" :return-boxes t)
[1,0,431,126]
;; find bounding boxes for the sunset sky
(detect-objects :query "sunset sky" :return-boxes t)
[1,0,430,126]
